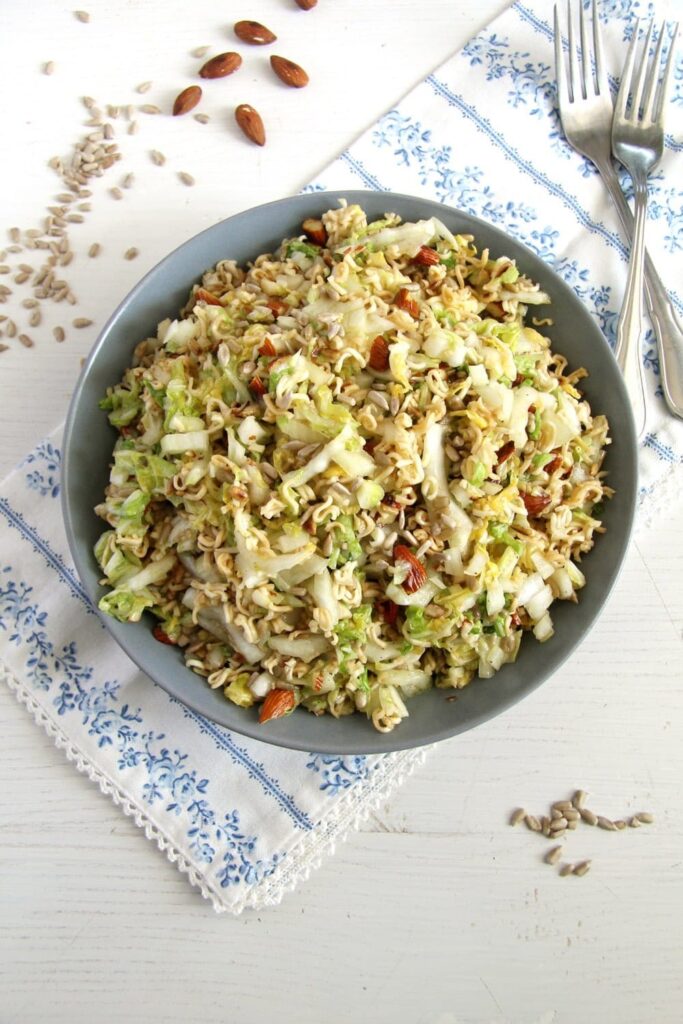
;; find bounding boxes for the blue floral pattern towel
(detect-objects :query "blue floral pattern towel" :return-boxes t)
[2,0,682,913]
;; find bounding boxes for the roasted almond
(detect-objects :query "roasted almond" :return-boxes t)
[249,374,267,396]
[368,335,390,372]
[259,335,278,354]
[496,440,515,465]
[393,545,428,594]
[265,300,286,320]
[195,287,222,306]
[395,287,420,318]
[270,54,309,88]
[520,491,551,517]
[295,0,317,8]
[259,688,296,723]
[235,103,266,146]
[414,246,440,266]
[153,625,176,645]
[234,19,277,44]
[302,217,327,245]
[173,85,202,116]
[199,52,242,79]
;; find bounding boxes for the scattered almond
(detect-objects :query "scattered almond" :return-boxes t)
[395,287,420,318]
[302,218,327,245]
[199,52,242,79]
[173,85,202,116]
[235,104,266,146]
[295,0,317,8]
[234,20,277,45]
[414,246,440,266]
[368,335,390,372]
[259,688,296,724]
[393,544,428,594]
[270,54,309,88]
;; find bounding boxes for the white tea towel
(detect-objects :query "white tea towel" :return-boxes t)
[2,0,682,913]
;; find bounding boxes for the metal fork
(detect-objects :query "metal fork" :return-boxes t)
[611,19,678,438]
[554,1,683,433]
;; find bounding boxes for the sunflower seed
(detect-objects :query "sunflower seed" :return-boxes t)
[127,120,139,136]
[139,104,161,115]
[22,298,38,309]
[0,266,9,275]
[136,81,153,93]
[9,228,20,242]
[567,819,578,830]
[53,326,65,342]
[191,46,210,58]
[150,149,166,166]
[66,213,84,222]
[18,333,34,348]
[103,123,114,140]
[73,317,93,328]
[524,814,541,833]
[580,808,598,826]
[29,309,42,327]
[7,245,22,254]
[109,187,123,200]
[43,61,55,75]
[574,860,592,877]
[564,808,580,822]
[88,243,101,258]
[194,113,210,124]
[77,202,91,212]
[552,801,574,813]
[106,105,119,119]
[597,816,618,832]
[122,173,134,189]
[0,343,8,353]
[124,247,139,260]
[559,863,574,877]
[629,816,642,828]
[545,845,562,865]
[614,820,627,830]
[6,320,16,337]
[74,10,90,23]
[550,817,568,832]
[178,171,195,187]
[636,812,654,824]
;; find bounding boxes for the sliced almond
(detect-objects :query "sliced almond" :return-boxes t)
[235,104,266,146]
[270,54,309,88]
[199,52,242,79]
[173,85,202,116]
[234,20,277,44]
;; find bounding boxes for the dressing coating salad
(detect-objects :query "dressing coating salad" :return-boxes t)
[94,203,611,732]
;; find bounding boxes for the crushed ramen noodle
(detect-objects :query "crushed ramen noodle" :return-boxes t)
[95,204,611,732]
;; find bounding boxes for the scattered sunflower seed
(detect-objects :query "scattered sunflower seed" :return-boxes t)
[124,247,139,260]
[136,81,153,94]
[18,333,34,348]
[88,243,101,258]
[0,266,10,275]
[122,173,135,189]
[29,309,42,327]
[630,816,642,828]
[636,812,654,824]
[194,113,210,124]
[572,790,588,810]
[178,171,195,187]
[0,343,8,353]
[109,187,123,200]
[43,61,56,75]
[574,860,592,877]
[614,820,627,830]
[580,808,598,826]
[559,863,574,877]
[9,228,21,243]
[545,845,563,865]
[106,105,119,119]
[150,150,166,166]
[564,808,580,822]
[103,123,114,140]
[53,326,66,342]
[192,46,210,58]
[550,817,568,832]
[128,121,139,136]
[6,320,17,338]
[74,10,90,23]
[597,816,618,832]
[139,104,161,115]
[66,213,84,222]
[72,317,93,328]
[509,808,526,827]
[22,298,38,309]
[552,801,573,813]
[524,814,542,833]
[14,273,30,285]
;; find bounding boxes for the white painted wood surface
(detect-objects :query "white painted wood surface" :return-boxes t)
[1,3,682,1022]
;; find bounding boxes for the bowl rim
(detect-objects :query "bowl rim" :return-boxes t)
[61,188,638,755]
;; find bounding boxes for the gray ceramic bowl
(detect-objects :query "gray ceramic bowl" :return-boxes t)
[62,190,638,755]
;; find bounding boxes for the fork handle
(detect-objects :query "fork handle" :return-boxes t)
[615,179,648,440]
[595,156,683,420]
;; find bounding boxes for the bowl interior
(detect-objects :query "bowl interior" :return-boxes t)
[62,190,638,755]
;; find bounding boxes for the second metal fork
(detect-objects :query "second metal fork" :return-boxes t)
[554,1,683,429]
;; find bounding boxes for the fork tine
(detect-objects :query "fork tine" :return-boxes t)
[631,21,654,120]
[567,0,581,103]
[578,0,589,98]
[643,23,667,123]
[615,18,641,120]
[592,0,609,95]
[554,4,569,108]
[654,22,679,122]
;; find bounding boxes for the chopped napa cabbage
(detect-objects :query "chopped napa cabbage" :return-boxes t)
[327,514,363,569]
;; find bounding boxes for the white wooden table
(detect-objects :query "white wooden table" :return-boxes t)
[1,3,682,1022]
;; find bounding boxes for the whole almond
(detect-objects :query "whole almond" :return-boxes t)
[173,85,202,116]
[270,55,309,88]
[199,52,242,79]
[295,0,317,8]
[234,20,277,44]
[235,104,266,146]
